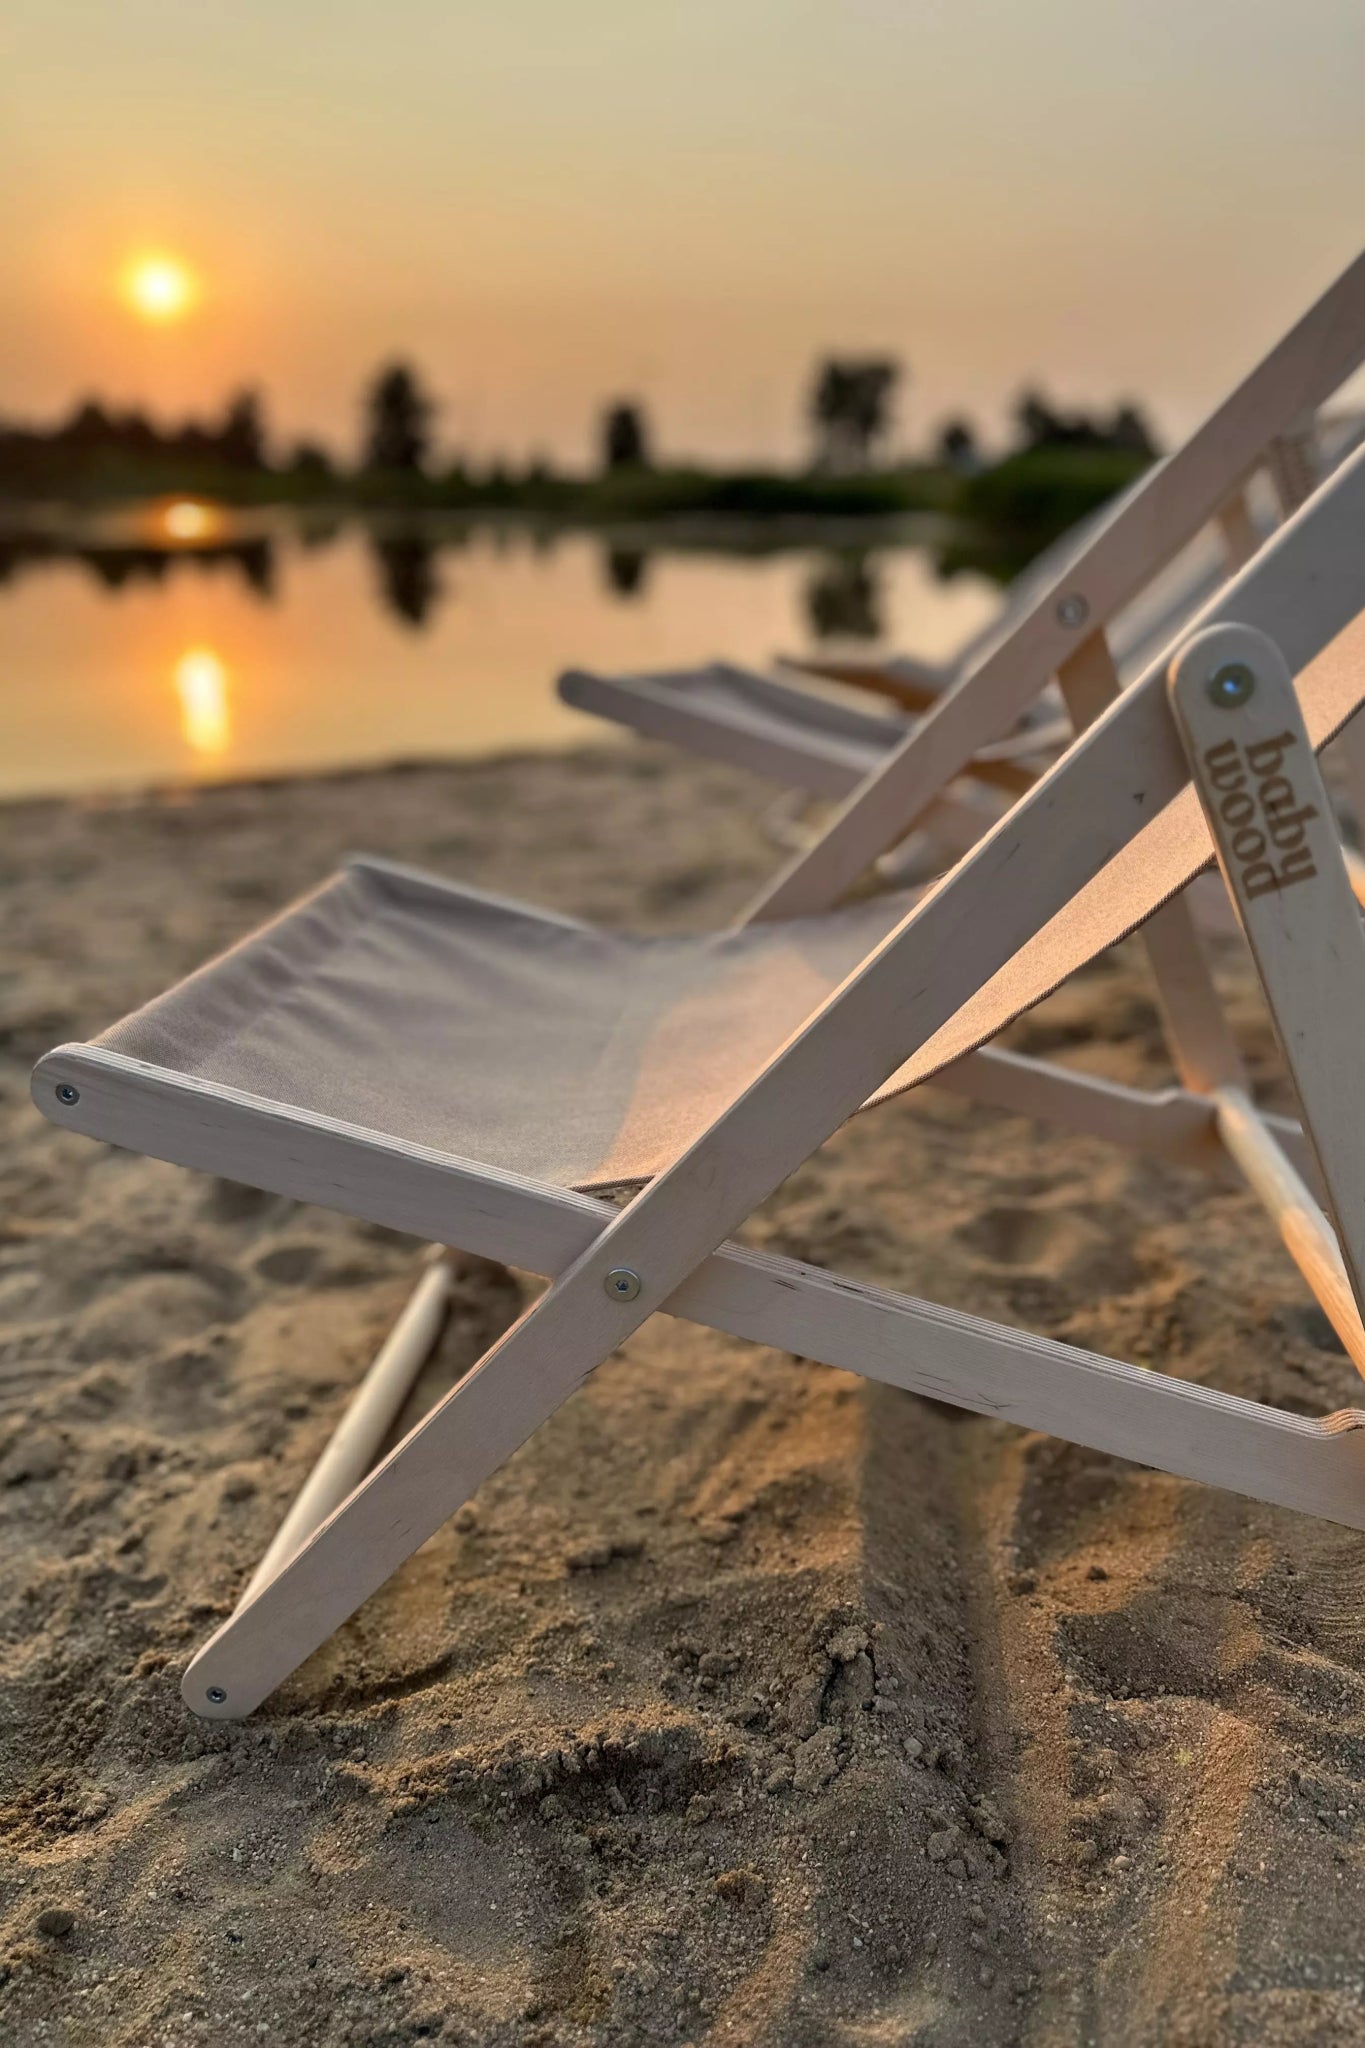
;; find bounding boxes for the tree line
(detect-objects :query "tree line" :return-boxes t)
[0,353,1158,497]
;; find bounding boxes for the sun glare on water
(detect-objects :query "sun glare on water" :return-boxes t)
[174,649,230,756]
[122,254,197,323]
[162,499,217,542]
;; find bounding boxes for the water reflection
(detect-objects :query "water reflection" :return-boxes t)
[804,551,882,640]
[0,503,1001,797]
[366,528,443,629]
[0,516,925,639]
[0,530,278,599]
[603,544,650,599]
[161,499,220,542]
[174,648,230,755]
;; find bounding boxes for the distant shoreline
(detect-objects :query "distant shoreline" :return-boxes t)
[0,441,1151,583]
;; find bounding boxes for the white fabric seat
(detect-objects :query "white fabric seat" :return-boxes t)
[96,860,911,1191]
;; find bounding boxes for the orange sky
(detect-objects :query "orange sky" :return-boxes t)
[3,0,1363,466]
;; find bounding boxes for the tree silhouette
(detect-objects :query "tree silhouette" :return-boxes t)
[1109,403,1159,459]
[1013,387,1161,459]
[289,440,335,482]
[935,417,980,472]
[601,401,651,472]
[810,358,901,470]
[1014,387,1067,450]
[217,389,267,468]
[363,363,435,473]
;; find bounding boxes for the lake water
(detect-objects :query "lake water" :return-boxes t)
[0,501,999,799]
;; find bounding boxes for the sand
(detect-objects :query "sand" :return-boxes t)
[4,740,1365,2048]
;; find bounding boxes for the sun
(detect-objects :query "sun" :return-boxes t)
[122,253,197,323]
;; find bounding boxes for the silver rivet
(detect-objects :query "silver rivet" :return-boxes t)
[206,1685,227,1705]
[604,1267,642,1302]
[1056,593,1089,629]
[55,1083,80,1106]
[1207,661,1255,710]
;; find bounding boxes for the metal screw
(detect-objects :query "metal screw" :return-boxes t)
[1056,593,1089,629]
[1207,661,1255,710]
[206,1685,227,1705]
[55,1083,80,1106]
[604,1267,642,1302]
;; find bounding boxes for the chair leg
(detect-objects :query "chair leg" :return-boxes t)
[237,1247,457,1607]
[182,1245,638,1719]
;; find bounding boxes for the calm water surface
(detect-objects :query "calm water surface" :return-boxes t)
[0,502,998,798]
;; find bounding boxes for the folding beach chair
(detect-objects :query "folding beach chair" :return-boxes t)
[559,251,1365,888]
[557,486,1155,808]
[30,435,1365,1720]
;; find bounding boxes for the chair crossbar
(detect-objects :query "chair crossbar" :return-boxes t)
[237,1247,457,1605]
[1214,1086,1365,1373]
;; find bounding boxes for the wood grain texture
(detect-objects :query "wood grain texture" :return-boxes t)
[1172,619,1365,1331]
[1055,629,1246,1093]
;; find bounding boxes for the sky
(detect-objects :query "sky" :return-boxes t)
[3,0,1364,469]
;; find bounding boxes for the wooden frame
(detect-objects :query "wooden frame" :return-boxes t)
[30,438,1365,1719]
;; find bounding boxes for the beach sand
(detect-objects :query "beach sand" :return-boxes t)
[4,741,1365,2047]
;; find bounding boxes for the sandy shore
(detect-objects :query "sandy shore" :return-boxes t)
[4,741,1365,2047]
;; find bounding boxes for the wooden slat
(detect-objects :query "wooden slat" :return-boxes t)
[38,1034,1319,1235]
[1217,489,1261,571]
[1214,1087,1365,1377]
[1055,629,1246,1093]
[777,654,943,714]
[932,1046,1314,1185]
[1171,619,1365,1329]
[1267,427,1320,516]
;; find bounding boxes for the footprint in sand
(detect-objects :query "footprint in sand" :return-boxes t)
[69,1265,242,1363]
[955,1203,1074,1270]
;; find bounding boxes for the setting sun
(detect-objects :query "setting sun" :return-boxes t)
[122,253,197,323]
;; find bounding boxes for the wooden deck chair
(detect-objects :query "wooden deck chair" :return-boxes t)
[789,404,1365,712]
[559,251,1365,887]
[556,476,1160,809]
[31,441,1365,1720]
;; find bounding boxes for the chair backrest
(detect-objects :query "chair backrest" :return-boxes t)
[745,248,1365,924]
